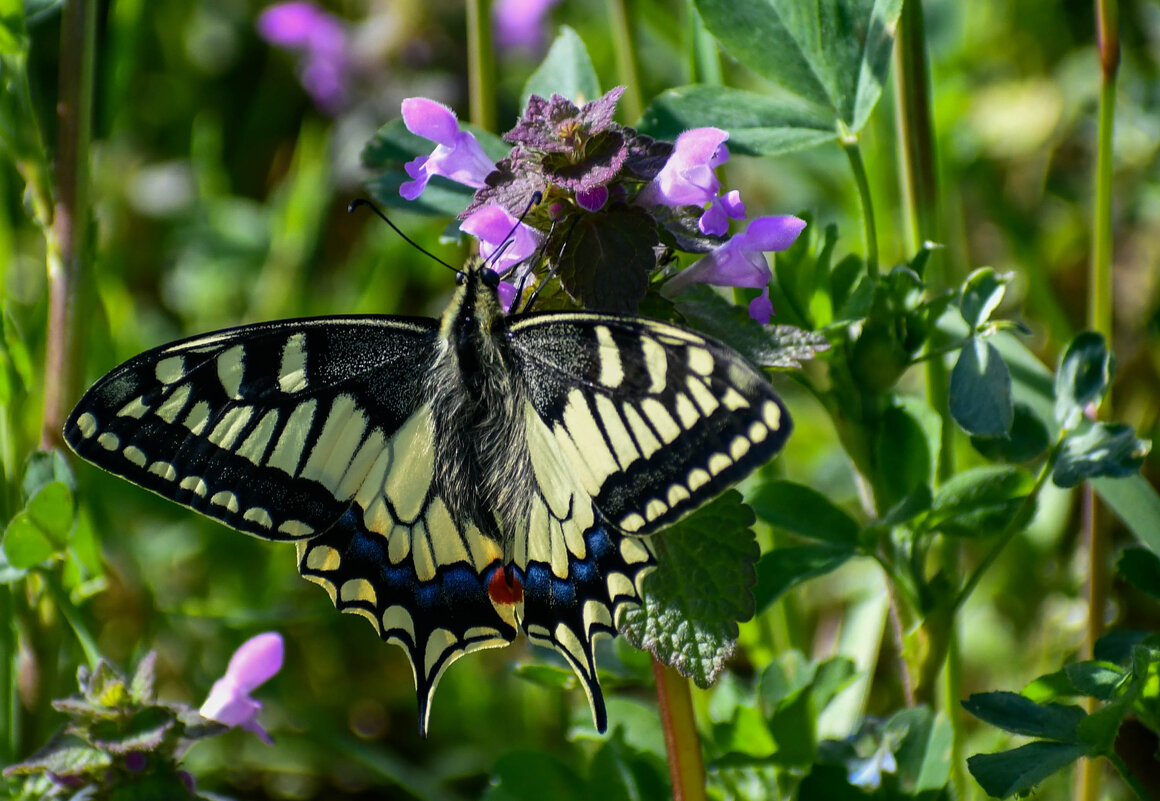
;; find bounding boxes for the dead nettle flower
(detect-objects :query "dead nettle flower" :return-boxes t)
[200,632,284,744]
[396,87,804,320]
[257,2,351,115]
[492,0,562,52]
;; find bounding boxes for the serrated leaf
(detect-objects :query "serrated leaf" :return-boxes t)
[673,284,828,368]
[959,267,1010,330]
[920,466,1033,538]
[970,402,1050,463]
[620,491,758,687]
[1,732,112,777]
[638,85,834,156]
[521,26,600,112]
[962,692,1085,741]
[1054,331,1113,430]
[693,0,903,134]
[130,652,158,704]
[88,705,176,753]
[749,480,859,545]
[27,481,75,544]
[753,544,854,613]
[558,204,655,313]
[966,741,1089,799]
[950,338,1013,437]
[1053,423,1150,489]
[3,513,54,568]
[1118,547,1160,602]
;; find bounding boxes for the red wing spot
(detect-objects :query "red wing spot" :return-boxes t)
[488,566,524,605]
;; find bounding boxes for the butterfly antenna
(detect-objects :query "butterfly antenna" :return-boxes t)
[520,216,577,313]
[483,191,544,272]
[348,198,459,274]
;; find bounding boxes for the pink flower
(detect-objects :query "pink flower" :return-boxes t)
[664,215,807,324]
[637,127,746,236]
[399,98,497,201]
[200,632,284,744]
[460,204,544,310]
[257,3,350,115]
[493,0,561,52]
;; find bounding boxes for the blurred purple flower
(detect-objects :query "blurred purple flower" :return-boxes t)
[637,127,745,236]
[200,632,284,744]
[400,98,497,201]
[664,215,806,324]
[461,204,543,310]
[257,2,351,115]
[493,0,561,52]
[848,740,898,790]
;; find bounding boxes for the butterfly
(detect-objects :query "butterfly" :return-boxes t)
[64,258,792,734]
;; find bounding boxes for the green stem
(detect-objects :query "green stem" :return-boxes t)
[840,137,879,280]
[37,568,101,668]
[686,0,722,86]
[42,0,97,451]
[1106,752,1150,801]
[0,587,15,765]
[606,0,642,121]
[652,657,706,801]
[465,0,496,132]
[952,443,1059,613]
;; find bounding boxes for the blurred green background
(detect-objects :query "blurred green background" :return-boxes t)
[3,0,1159,797]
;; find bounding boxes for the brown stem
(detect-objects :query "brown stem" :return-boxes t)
[652,656,707,801]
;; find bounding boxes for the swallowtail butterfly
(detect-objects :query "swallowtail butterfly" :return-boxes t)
[64,259,791,734]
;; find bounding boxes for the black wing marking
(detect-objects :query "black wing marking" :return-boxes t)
[507,312,792,536]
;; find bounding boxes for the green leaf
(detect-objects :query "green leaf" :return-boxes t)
[891,706,953,792]
[620,492,758,687]
[3,306,33,390]
[753,544,854,613]
[1093,474,1160,556]
[764,656,857,766]
[970,402,1050,463]
[673,284,829,369]
[950,338,1014,437]
[638,85,834,156]
[558,204,656,313]
[27,481,75,544]
[1118,547,1160,602]
[758,650,815,715]
[712,704,777,757]
[484,749,585,801]
[966,741,1089,799]
[1075,698,1129,753]
[1023,662,1124,703]
[1053,423,1150,489]
[1054,331,1113,430]
[3,513,54,568]
[920,466,1033,538]
[2,732,113,778]
[875,403,932,508]
[749,480,859,545]
[693,0,903,134]
[959,267,1010,330]
[522,26,600,111]
[22,449,76,499]
[961,692,1085,741]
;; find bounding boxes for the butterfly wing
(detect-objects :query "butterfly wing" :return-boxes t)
[505,312,790,727]
[65,317,518,734]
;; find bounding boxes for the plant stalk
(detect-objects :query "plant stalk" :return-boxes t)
[42,0,97,451]
[840,137,878,280]
[465,0,496,132]
[606,0,642,121]
[652,656,706,801]
[686,0,722,86]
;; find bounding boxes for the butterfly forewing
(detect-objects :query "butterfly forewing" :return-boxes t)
[508,312,792,537]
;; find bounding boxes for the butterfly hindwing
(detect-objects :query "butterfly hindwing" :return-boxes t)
[65,317,440,541]
[508,312,792,536]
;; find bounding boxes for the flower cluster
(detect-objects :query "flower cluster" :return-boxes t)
[257,2,351,115]
[395,88,804,322]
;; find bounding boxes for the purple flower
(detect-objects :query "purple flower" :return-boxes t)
[664,215,806,324]
[257,3,350,115]
[848,739,898,790]
[637,127,745,236]
[200,632,284,744]
[493,0,561,52]
[460,204,543,310]
[399,98,497,201]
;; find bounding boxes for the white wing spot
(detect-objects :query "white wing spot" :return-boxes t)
[148,461,177,481]
[687,347,715,376]
[278,519,314,537]
[217,345,245,399]
[180,476,208,497]
[688,468,710,491]
[645,497,667,522]
[686,376,720,415]
[619,538,651,565]
[763,400,782,430]
[210,490,240,513]
[721,388,749,410]
[340,578,377,606]
[155,356,185,384]
[278,333,308,393]
[208,405,254,450]
[305,543,341,571]
[667,483,690,507]
[674,392,700,429]
[595,326,625,388]
[619,512,646,533]
[639,398,681,444]
[123,445,147,467]
[622,404,661,459]
[383,605,416,640]
[155,384,192,424]
[748,420,769,443]
[76,412,98,439]
[98,432,120,451]
[183,400,211,436]
[117,396,151,419]
[730,435,750,460]
[640,336,667,393]
[267,399,317,476]
[708,452,732,476]
[242,507,273,529]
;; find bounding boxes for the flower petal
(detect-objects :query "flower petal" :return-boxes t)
[226,632,284,692]
[401,98,463,146]
[748,287,774,324]
[461,204,542,275]
[740,215,807,252]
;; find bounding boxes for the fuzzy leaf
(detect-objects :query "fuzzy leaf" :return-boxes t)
[1054,331,1113,430]
[87,705,176,753]
[638,85,834,155]
[521,26,601,112]
[621,491,758,687]
[966,741,1089,799]
[557,203,655,312]
[950,338,1014,437]
[694,0,903,134]
[1,732,112,778]
[1053,423,1151,488]
[673,284,829,368]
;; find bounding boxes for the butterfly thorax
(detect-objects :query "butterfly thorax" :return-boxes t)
[428,261,534,544]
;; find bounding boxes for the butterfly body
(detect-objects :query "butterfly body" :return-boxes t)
[65,259,791,734]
